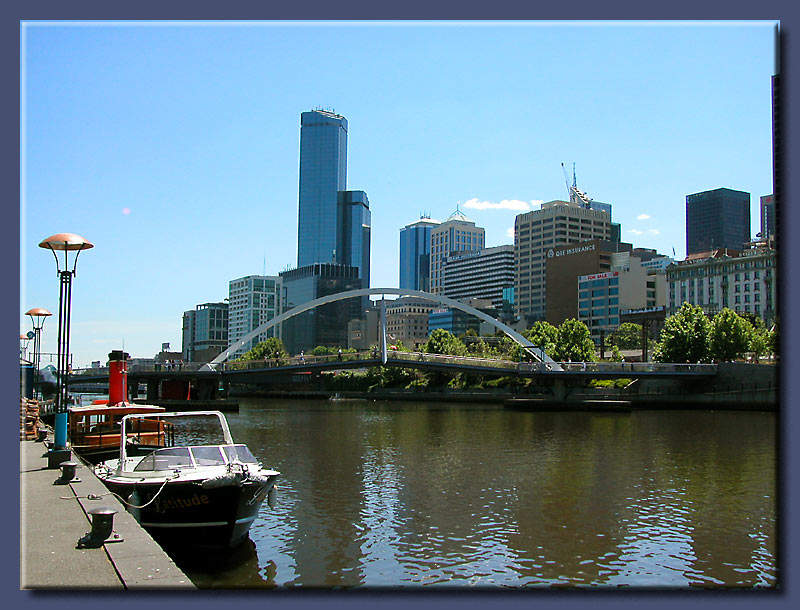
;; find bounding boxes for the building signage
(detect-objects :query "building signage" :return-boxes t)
[580,271,619,281]
[548,243,596,259]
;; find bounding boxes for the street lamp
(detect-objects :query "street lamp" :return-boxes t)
[39,233,93,460]
[20,333,31,360]
[25,307,52,400]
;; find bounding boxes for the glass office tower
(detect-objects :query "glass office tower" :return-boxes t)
[297,110,348,268]
[685,188,751,255]
[337,190,371,287]
[399,217,440,292]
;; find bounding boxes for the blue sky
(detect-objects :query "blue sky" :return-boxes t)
[20,21,777,367]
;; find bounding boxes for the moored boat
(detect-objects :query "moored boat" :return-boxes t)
[68,403,170,464]
[94,410,279,549]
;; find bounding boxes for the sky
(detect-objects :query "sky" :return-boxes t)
[20,21,777,368]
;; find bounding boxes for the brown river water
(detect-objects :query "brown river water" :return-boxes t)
[164,397,777,589]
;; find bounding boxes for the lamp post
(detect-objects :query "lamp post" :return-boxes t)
[39,233,93,457]
[20,333,31,360]
[25,308,52,400]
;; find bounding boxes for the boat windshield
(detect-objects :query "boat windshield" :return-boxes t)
[132,444,259,472]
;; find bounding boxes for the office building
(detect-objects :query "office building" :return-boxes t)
[685,188,751,255]
[544,239,632,327]
[760,194,775,240]
[227,275,282,359]
[514,199,614,325]
[182,302,229,363]
[386,297,436,350]
[577,257,666,345]
[441,245,514,312]
[399,216,440,292]
[296,109,371,290]
[427,308,480,337]
[280,263,362,355]
[429,209,485,294]
[665,244,776,326]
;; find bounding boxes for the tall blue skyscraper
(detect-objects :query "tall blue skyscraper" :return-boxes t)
[297,110,349,268]
[296,109,370,287]
[399,217,440,292]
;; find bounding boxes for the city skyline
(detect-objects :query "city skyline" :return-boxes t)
[20,21,777,366]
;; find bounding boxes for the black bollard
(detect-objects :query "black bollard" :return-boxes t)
[53,461,80,485]
[77,507,119,549]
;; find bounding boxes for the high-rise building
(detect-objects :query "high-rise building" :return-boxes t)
[386,297,436,350]
[227,275,283,359]
[182,302,229,363]
[760,194,775,240]
[399,216,440,292]
[429,209,485,294]
[280,263,363,355]
[297,110,348,267]
[514,199,614,325]
[296,109,371,289]
[685,188,751,255]
[441,245,514,312]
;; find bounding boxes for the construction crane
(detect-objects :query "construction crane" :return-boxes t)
[561,162,592,208]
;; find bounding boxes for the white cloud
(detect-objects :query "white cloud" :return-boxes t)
[464,198,539,211]
[637,213,651,220]
[627,229,644,236]
[648,229,661,235]
[506,227,515,239]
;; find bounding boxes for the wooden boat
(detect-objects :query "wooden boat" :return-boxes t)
[94,411,279,549]
[68,403,170,464]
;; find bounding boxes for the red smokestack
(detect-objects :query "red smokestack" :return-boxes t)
[108,350,129,406]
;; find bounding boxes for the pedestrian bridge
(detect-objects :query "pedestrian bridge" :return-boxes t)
[70,350,719,384]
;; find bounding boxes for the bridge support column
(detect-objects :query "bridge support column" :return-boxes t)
[552,378,569,402]
[380,298,388,365]
[146,380,159,401]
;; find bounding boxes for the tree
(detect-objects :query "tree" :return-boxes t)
[653,302,711,363]
[553,318,595,362]
[238,337,288,361]
[523,321,559,358]
[610,323,642,349]
[423,329,468,356]
[747,316,770,363]
[708,308,752,362]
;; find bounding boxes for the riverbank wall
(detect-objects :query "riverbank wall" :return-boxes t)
[230,362,778,411]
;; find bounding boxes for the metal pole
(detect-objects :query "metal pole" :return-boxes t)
[380,297,388,365]
[54,270,73,450]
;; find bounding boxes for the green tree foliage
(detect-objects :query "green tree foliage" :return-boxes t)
[552,318,596,362]
[708,308,753,362]
[422,329,468,356]
[238,337,288,361]
[653,302,711,363]
[523,321,558,355]
[610,323,642,349]
[747,316,770,362]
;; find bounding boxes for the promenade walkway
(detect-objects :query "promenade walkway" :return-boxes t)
[19,438,194,589]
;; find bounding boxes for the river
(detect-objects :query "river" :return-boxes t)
[165,397,777,589]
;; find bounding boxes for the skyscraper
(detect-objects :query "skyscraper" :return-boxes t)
[296,109,371,288]
[227,275,283,358]
[514,199,613,325]
[297,110,348,268]
[685,188,751,255]
[429,209,485,294]
[399,216,440,292]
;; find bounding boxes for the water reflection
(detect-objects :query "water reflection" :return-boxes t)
[180,400,776,589]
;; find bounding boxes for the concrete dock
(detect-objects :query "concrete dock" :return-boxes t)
[19,438,194,589]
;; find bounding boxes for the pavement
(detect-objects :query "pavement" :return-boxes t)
[19,437,195,589]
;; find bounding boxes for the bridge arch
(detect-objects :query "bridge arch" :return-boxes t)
[209,288,557,367]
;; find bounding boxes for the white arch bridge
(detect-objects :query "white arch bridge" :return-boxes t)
[209,287,559,370]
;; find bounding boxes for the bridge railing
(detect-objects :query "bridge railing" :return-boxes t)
[69,355,718,376]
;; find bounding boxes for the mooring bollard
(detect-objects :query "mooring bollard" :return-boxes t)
[77,507,119,549]
[53,461,80,485]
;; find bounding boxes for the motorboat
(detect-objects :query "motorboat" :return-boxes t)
[94,410,280,549]
[68,402,169,464]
